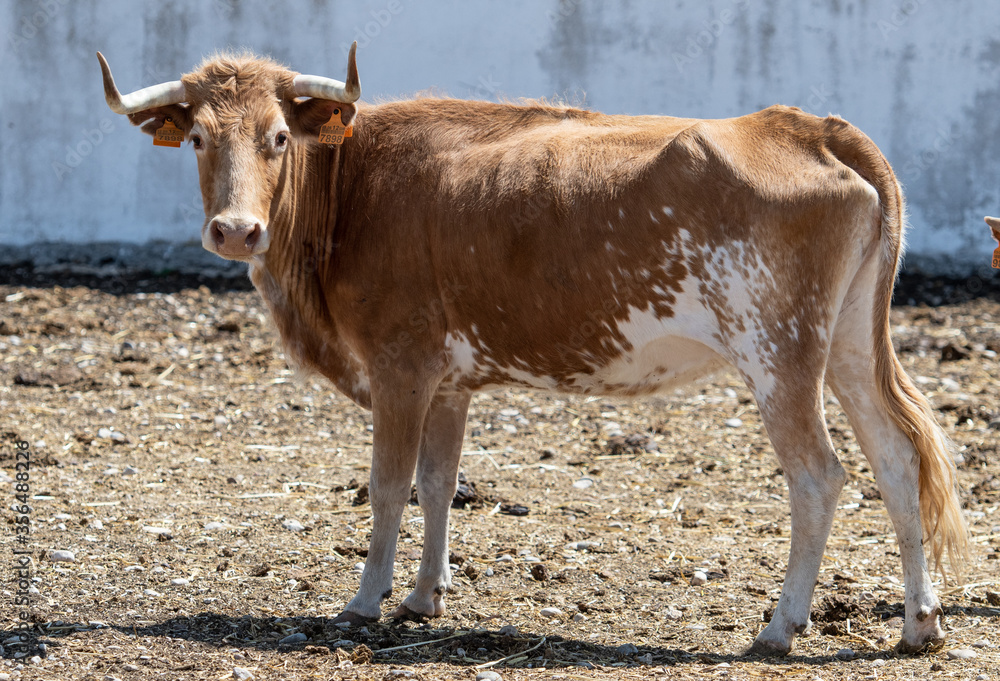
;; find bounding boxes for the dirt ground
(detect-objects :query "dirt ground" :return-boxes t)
[0,266,998,681]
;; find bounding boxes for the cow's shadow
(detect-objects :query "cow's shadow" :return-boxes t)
[5,603,997,669]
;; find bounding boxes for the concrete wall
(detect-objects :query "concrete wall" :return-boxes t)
[2,0,999,273]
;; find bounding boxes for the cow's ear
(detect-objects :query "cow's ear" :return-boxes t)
[289,98,357,141]
[987,216,1000,243]
[127,104,193,137]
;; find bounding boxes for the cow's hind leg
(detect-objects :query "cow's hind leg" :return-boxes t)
[744,375,846,656]
[334,379,433,624]
[825,257,965,653]
[390,391,471,620]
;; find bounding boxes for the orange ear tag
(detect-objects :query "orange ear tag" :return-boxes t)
[993,245,1000,269]
[153,119,184,148]
[318,109,353,145]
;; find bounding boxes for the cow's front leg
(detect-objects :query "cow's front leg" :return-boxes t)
[333,380,432,624]
[391,391,471,620]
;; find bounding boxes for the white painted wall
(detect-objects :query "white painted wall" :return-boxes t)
[2,0,999,272]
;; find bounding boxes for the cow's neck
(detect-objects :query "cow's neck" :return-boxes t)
[248,138,371,407]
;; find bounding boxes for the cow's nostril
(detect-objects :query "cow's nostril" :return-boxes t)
[245,224,261,250]
[211,221,226,248]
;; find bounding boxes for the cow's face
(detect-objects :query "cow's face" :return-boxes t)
[98,47,360,262]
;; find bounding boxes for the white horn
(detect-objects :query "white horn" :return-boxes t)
[292,41,361,103]
[97,51,187,115]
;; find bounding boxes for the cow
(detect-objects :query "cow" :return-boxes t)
[98,44,968,656]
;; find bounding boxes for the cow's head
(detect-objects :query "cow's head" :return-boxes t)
[98,46,360,261]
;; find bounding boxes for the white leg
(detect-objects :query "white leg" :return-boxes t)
[827,295,944,652]
[748,384,847,655]
[334,380,432,624]
[392,391,471,619]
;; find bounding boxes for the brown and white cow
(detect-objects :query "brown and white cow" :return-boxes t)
[98,45,968,655]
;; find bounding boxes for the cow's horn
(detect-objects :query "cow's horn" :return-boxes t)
[97,51,187,114]
[292,41,361,103]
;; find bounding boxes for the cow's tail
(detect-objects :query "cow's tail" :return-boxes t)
[825,116,969,583]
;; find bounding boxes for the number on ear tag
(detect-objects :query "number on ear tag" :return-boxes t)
[153,119,184,148]
[318,108,353,145]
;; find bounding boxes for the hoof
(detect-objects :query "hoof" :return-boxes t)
[332,610,377,627]
[894,635,945,656]
[389,604,435,622]
[745,638,791,658]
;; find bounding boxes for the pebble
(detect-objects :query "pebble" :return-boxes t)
[573,613,587,622]
[476,672,503,681]
[89,519,104,530]
[387,671,416,678]
[50,550,75,562]
[616,643,639,656]
[282,519,306,532]
[0,673,10,680]
[724,418,743,428]
[946,648,977,660]
[143,526,171,535]
[122,464,138,475]
[123,665,140,672]
[214,415,229,428]
[170,578,190,586]
[664,607,683,620]
[232,668,254,680]
[102,677,121,681]
[111,431,126,442]
[331,639,354,648]
[539,607,563,618]
[352,562,366,573]
[572,477,595,489]
[972,639,990,648]
[143,589,162,597]
[690,570,708,586]
[638,652,653,664]
[498,625,518,636]
[835,648,855,660]
[940,377,961,392]
[98,427,113,439]
[280,632,308,645]
[566,540,597,551]
[124,565,145,572]
[502,424,518,434]
[205,521,226,531]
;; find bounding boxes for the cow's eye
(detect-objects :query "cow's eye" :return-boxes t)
[275,132,288,147]
[191,135,203,149]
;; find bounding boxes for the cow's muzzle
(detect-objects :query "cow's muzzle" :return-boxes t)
[204,216,269,259]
